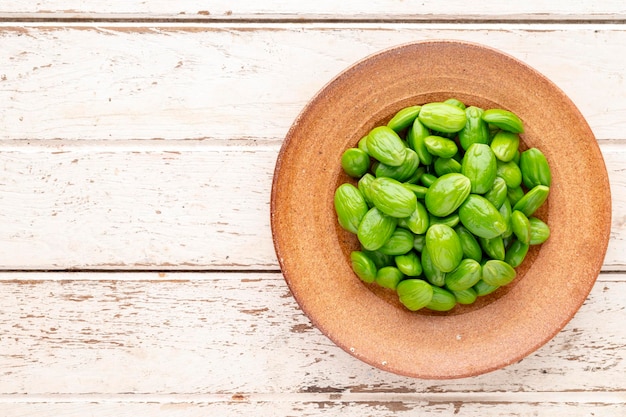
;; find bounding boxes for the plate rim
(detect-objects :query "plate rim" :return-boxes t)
[270,39,612,379]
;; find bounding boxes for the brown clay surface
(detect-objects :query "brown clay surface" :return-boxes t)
[271,40,611,379]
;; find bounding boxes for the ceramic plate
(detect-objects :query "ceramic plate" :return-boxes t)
[271,40,611,379]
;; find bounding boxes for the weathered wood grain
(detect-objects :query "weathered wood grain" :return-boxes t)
[0,24,625,141]
[0,273,624,395]
[0,396,624,417]
[0,140,622,270]
[0,140,277,270]
[0,7,622,417]
[1,1,626,21]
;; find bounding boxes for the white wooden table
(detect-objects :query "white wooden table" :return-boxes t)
[1,2,625,416]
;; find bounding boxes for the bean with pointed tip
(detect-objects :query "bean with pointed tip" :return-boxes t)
[376,266,405,290]
[459,106,490,150]
[461,143,497,194]
[350,251,377,283]
[395,250,423,276]
[341,147,370,178]
[426,286,457,311]
[387,105,422,132]
[482,108,524,133]
[425,224,463,273]
[418,102,467,133]
[513,185,550,217]
[520,148,552,188]
[366,126,407,166]
[529,217,551,245]
[445,258,482,291]
[425,173,471,217]
[357,207,398,251]
[424,135,459,158]
[334,183,368,234]
[397,279,434,311]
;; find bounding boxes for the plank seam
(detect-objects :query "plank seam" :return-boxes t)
[0,391,623,404]
[1,16,626,24]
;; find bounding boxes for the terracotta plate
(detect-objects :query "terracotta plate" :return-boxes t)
[270,40,611,379]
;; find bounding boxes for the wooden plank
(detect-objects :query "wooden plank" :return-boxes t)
[0,140,278,270]
[1,1,626,21]
[0,396,623,417]
[0,140,623,270]
[0,272,624,395]
[0,24,625,141]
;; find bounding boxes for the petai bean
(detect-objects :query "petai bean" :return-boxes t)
[334,100,551,312]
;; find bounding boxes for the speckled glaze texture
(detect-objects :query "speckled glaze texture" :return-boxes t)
[270,40,611,379]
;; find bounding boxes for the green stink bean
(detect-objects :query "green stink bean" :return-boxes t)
[504,239,529,268]
[461,143,497,194]
[366,126,407,167]
[357,173,375,207]
[483,177,508,209]
[458,194,507,239]
[458,106,490,150]
[362,249,394,269]
[512,150,521,165]
[529,217,551,245]
[397,216,410,230]
[334,183,369,234]
[350,251,377,283]
[421,246,446,287]
[425,173,471,217]
[482,259,517,286]
[426,286,457,312]
[488,124,500,140]
[481,108,524,133]
[404,200,429,235]
[513,185,550,217]
[499,198,513,239]
[507,186,525,207]
[376,266,404,290]
[413,234,426,252]
[395,250,423,276]
[378,227,415,256]
[502,234,513,249]
[420,173,437,187]
[479,235,506,261]
[429,213,460,228]
[473,279,500,296]
[341,147,370,178]
[434,157,462,176]
[424,135,459,159]
[403,183,428,200]
[496,159,523,189]
[444,258,482,291]
[454,225,483,262]
[397,279,433,311]
[405,166,426,185]
[520,148,552,188]
[490,131,520,162]
[444,97,466,110]
[375,148,420,182]
[418,102,467,133]
[425,224,463,273]
[357,207,398,251]
[370,177,417,218]
[407,118,433,165]
[451,287,478,305]
[511,210,531,245]
[432,130,459,140]
[387,105,422,132]
[357,135,370,154]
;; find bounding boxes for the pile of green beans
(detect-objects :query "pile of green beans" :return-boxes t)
[334,99,551,312]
